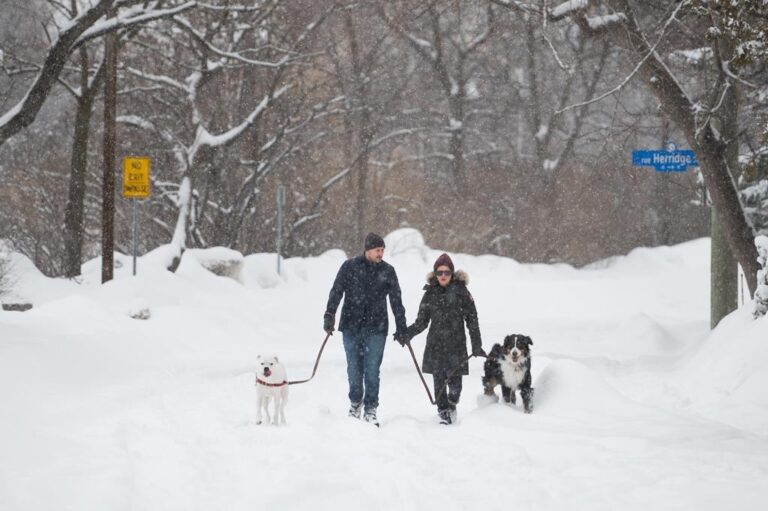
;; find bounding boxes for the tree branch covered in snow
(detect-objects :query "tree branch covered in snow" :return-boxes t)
[487,0,538,15]
[0,0,116,146]
[555,3,680,115]
[75,1,198,47]
[0,0,197,147]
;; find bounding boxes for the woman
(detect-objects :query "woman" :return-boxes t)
[401,253,485,425]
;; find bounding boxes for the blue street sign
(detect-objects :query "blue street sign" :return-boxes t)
[632,143,698,172]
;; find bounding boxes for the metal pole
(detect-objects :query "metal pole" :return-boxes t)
[132,199,138,276]
[276,184,285,274]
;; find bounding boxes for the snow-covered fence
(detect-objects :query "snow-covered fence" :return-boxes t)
[755,235,768,319]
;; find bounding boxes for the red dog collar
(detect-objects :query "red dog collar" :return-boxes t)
[256,378,288,387]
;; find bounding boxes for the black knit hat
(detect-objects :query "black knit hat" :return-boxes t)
[364,232,385,251]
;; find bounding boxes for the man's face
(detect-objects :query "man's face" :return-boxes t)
[365,246,384,263]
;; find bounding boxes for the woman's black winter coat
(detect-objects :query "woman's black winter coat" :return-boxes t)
[405,270,482,375]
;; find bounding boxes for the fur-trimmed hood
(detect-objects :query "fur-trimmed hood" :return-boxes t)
[425,269,469,286]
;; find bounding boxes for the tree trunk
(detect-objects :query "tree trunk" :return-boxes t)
[63,96,93,278]
[711,207,738,328]
[448,92,467,191]
[710,36,740,328]
[168,176,192,272]
[101,23,117,283]
[343,11,372,244]
[63,48,103,278]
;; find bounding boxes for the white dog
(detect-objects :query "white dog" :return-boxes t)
[255,355,288,425]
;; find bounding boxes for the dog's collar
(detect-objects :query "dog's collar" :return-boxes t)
[256,378,288,387]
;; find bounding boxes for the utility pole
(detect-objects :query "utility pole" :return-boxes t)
[101,8,118,283]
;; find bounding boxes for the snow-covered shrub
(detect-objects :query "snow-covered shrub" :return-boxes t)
[741,179,768,236]
[0,244,14,298]
[0,257,10,297]
[755,235,768,319]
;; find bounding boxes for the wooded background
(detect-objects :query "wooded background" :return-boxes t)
[1,0,766,279]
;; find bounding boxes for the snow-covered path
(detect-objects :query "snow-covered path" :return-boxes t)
[2,233,767,510]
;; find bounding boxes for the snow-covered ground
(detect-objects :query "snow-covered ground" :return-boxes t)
[1,229,767,510]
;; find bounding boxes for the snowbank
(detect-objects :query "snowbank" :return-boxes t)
[2,230,767,511]
[676,307,768,431]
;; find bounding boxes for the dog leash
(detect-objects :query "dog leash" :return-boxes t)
[405,340,485,405]
[287,332,331,385]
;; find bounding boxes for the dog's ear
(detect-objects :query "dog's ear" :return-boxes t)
[257,355,262,360]
[274,356,279,363]
[525,336,533,346]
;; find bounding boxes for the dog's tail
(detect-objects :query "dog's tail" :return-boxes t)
[487,343,503,359]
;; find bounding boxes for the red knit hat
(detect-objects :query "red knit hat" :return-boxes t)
[433,253,454,272]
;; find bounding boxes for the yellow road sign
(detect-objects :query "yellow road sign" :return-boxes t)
[123,156,151,198]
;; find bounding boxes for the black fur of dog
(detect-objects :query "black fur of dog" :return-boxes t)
[482,334,534,413]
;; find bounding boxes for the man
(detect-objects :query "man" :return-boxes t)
[324,232,408,427]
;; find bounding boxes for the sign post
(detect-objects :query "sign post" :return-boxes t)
[122,156,151,276]
[276,184,285,275]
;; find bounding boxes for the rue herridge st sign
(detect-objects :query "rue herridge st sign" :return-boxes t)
[632,142,699,172]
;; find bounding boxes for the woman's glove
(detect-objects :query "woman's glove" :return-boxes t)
[472,347,487,357]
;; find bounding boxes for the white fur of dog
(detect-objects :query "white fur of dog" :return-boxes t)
[255,355,288,425]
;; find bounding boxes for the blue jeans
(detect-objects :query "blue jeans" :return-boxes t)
[342,331,386,411]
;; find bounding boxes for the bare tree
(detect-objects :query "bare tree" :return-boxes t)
[379,0,499,192]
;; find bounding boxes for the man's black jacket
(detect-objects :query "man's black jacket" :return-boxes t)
[326,255,407,336]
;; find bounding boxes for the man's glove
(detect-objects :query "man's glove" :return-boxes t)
[472,347,487,357]
[323,312,335,335]
[394,331,409,347]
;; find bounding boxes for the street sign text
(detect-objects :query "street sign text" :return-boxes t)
[123,157,151,198]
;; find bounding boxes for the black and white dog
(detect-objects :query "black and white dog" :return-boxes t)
[482,334,534,413]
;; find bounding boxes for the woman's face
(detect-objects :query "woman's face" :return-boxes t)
[435,265,452,287]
